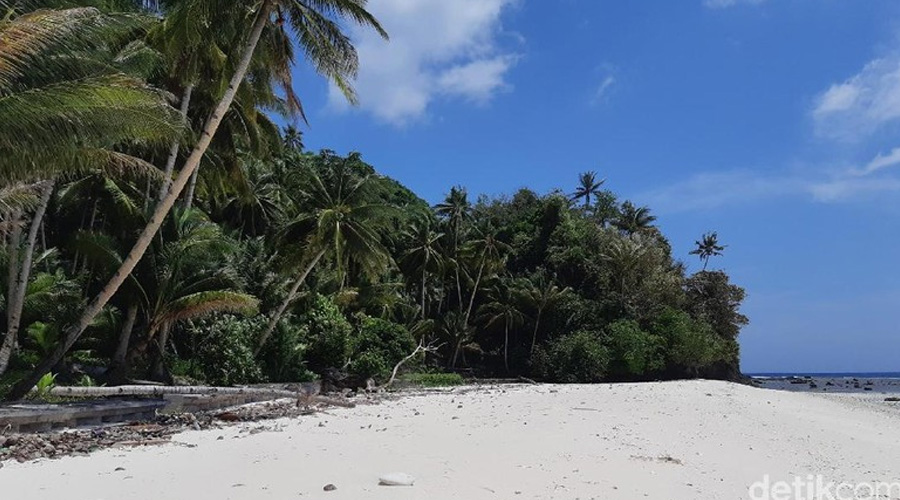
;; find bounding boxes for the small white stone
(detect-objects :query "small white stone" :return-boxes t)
[378,473,415,486]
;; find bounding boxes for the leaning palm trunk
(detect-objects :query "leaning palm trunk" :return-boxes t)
[6,1,275,400]
[45,384,355,408]
[462,257,485,328]
[255,248,326,356]
[0,181,54,376]
[157,84,194,202]
[113,302,138,366]
[0,209,23,375]
[529,308,542,356]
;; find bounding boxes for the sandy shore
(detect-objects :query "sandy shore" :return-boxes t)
[4,380,900,499]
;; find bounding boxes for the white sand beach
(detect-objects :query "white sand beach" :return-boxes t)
[4,380,900,499]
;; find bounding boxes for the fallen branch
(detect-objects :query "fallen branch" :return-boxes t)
[45,384,354,409]
[381,340,443,389]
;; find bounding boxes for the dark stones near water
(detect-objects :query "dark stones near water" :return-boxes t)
[885,397,900,402]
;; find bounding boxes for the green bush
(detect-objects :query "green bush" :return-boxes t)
[182,315,263,385]
[650,308,726,375]
[257,315,315,382]
[300,294,352,373]
[606,319,665,379]
[535,330,610,383]
[348,316,417,381]
[401,372,465,387]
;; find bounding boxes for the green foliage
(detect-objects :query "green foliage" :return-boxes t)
[650,308,727,376]
[535,330,610,383]
[606,319,665,379]
[257,315,315,383]
[299,294,352,373]
[401,372,465,387]
[348,316,417,381]
[31,372,57,400]
[182,315,263,386]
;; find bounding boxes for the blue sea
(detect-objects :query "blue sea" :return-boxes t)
[747,372,900,379]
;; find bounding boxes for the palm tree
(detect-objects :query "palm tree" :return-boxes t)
[0,7,181,378]
[460,226,510,329]
[690,232,726,270]
[399,218,444,320]
[614,201,657,234]
[283,125,304,152]
[519,271,571,356]
[478,282,525,373]
[9,0,387,399]
[438,311,473,368]
[571,171,605,209]
[435,186,471,309]
[254,158,393,355]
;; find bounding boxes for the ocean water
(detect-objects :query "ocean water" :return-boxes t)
[749,372,900,394]
[748,372,900,379]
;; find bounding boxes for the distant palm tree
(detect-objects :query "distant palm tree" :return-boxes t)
[435,186,471,309]
[399,218,444,320]
[478,283,525,373]
[255,162,393,355]
[283,125,304,152]
[689,232,726,270]
[571,171,605,209]
[519,271,571,356]
[614,201,657,234]
[461,227,510,329]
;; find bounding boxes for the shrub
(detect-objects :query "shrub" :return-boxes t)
[535,330,610,383]
[257,315,315,382]
[650,308,726,376]
[182,315,263,386]
[348,316,417,381]
[300,294,352,373]
[606,319,665,379]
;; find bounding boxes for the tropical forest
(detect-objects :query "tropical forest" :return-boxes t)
[0,0,748,401]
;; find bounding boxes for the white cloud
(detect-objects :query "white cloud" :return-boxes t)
[328,0,520,125]
[704,0,765,9]
[637,148,900,212]
[590,75,616,106]
[851,147,900,176]
[812,56,900,140]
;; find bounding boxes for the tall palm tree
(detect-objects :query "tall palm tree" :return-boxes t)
[460,227,510,329]
[614,201,657,235]
[435,186,470,309]
[519,271,571,356]
[254,159,393,355]
[0,7,181,378]
[571,171,605,209]
[9,0,387,399]
[399,218,444,320]
[478,282,525,373]
[689,232,725,270]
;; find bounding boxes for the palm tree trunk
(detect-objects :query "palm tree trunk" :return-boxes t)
[158,84,194,202]
[420,254,428,319]
[255,248,326,356]
[113,302,138,366]
[0,182,53,376]
[182,167,199,210]
[463,257,485,327]
[150,322,171,382]
[529,307,542,356]
[503,318,510,373]
[6,0,275,401]
[0,209,23,376]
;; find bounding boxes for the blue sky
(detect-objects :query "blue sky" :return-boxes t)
[287,0,900,373]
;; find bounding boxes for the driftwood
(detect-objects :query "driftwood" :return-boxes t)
[46,385,355,409]
[381,340,442,389]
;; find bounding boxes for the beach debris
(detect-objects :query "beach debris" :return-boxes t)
[378,472,416,486]
[323,484,337,491]
[885,397,900,402]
